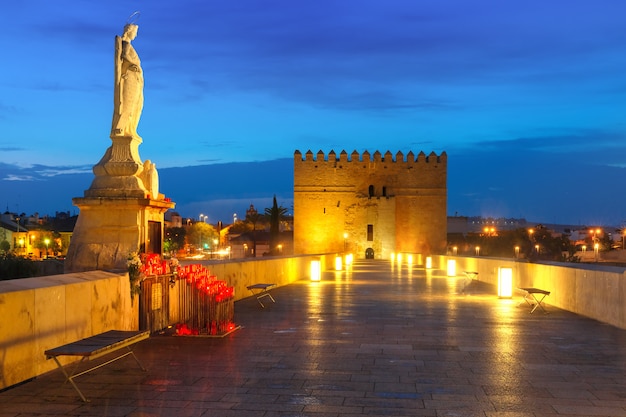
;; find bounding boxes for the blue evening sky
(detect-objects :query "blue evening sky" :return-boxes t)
[1,1,626,226]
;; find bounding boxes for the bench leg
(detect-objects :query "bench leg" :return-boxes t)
[256,291,275,308]
[50,346,147,402]
[530,294,548,314]
[51,356,90,403]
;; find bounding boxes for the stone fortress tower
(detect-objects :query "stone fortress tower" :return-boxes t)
[293,149,447,259]
[64,16,175,272]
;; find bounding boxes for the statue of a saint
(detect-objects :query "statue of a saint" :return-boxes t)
[111,23,143,139]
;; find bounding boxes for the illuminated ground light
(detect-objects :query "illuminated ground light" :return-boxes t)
[310,260,321,281]
[425,256,432,269]
[335,256,342,271]
[498,267,513,298]
[447,259,456,277]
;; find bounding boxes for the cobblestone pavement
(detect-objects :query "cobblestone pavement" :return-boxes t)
[1,259,626,416]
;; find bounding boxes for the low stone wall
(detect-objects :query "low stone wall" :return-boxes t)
[2,253,624,391]
[435,255,626,330]
[0,253,333,390]
[0,270,137,390]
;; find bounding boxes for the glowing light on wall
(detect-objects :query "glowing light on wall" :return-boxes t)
[447,259,456,277]
[397,253,402,263]
[310,260,321,281]
[335,256,342,271]
[345,253,353,265]
[498,267,513,298]
[425,256,432,269]
[407,254,413,264]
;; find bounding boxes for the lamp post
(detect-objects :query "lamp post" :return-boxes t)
[515,246,520,258]
[343,232,348,251]
[44,238,50,258]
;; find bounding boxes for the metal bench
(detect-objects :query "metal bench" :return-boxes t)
[246,283,276,308]
[518,287,550,314]
[462,271,479,292]
[44,330,149,402]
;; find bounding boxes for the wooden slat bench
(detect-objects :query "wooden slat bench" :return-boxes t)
[44,330,150,402]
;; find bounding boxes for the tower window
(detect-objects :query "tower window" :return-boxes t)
[382,186,387,197]
[367,224,373,241]
[368,185,374,197]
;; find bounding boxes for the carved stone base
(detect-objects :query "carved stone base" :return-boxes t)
[64,197,175,273]
[87,135,147,197]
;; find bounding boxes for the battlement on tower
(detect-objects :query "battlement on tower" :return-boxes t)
[294,149,447,164]
[293,148,448,258]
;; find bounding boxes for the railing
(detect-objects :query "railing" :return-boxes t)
[139,274,172,332]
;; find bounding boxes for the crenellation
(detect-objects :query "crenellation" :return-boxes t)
[294,149,446,165]
[294,148,447,258]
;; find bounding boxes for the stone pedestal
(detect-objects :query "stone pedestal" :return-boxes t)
[65,197,174,272]
[65,135,175,273]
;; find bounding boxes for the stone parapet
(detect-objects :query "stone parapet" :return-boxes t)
[431,255,626,330]
[0,254,334,390]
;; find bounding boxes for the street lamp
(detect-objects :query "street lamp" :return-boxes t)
[44,238,50,258]
[515,246,520,258]
[199,214,206,223]
[343,232,348,251]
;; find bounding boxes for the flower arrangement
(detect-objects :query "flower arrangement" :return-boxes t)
[169,257,179,286]
[127,252,143,302]
[169,257,179,270]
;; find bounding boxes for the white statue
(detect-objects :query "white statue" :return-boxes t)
[111,22,143,139]
[141,160,159,199]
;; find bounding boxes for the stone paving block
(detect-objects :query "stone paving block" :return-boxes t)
[2,259,626,416]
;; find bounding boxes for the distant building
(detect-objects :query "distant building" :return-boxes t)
[164,211,183,228]
[293,149,447,259]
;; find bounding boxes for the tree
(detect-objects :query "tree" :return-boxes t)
[186,222,218,252]
[165,227,186,255]
[264,195,288,255]
[0,240,10,252]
